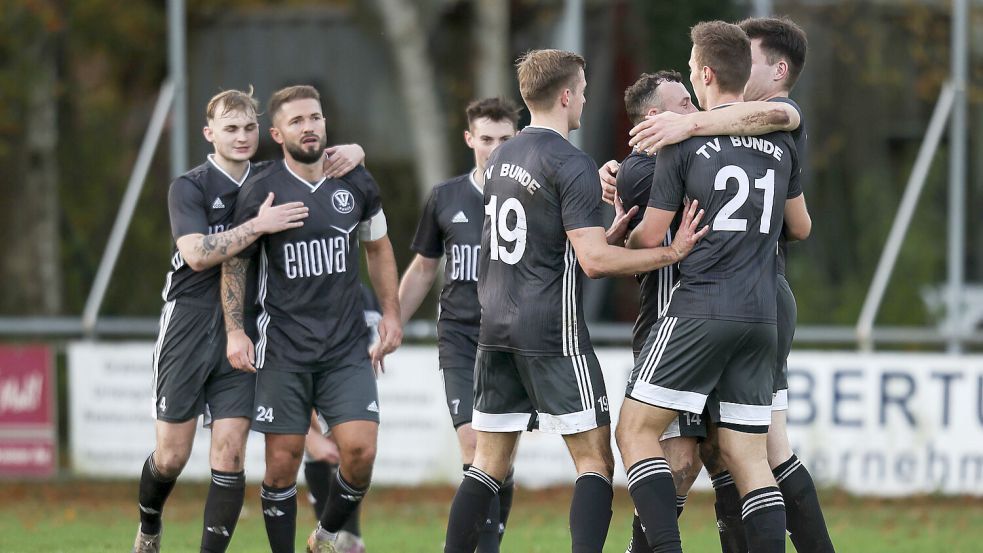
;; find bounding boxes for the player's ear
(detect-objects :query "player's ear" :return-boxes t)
[702,66,713,86]
[560,88,571,108]
[646,107,660,118]
[775,60,789,82]
[270,126,283,144]
[464,129,474,148]
[202,125,213,143]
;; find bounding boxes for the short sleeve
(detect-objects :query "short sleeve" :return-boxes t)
[167,177,209,240]
[346,167,386,241]
[787,141,802,199]
[557,154,603,231]
[232,178,267,259]
[410,186,444,258]
[647,144,685,212]
[616,157,656,231]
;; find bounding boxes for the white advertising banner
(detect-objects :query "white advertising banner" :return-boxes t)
[68,343,983,495]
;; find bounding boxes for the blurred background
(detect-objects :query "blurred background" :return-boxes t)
[2,1,983,551]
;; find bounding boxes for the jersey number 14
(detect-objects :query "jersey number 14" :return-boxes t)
[712,166,775,234]
[485,194,527,264]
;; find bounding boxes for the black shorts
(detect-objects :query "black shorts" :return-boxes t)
[152,299,254,424]
[252,358,379,435]
[774,275,796,411]
[472,349,611,435]
[437,321,479,370]
[660,409,708,440]
[626,316,776,433]
[440,366,475,428]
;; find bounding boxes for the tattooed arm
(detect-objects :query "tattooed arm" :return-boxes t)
[176,192,308,271]
[222,255,256,372]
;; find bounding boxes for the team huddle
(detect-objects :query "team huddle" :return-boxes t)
[135,15,835,553]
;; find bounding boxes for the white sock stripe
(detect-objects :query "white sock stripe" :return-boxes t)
[626,462,673,489]
[260,485,297,501]
[675,495,688,507]
[711,473,735,488]
[741,491,785,516]
[577,471,612,486]
[775,460,802,483]
[742,497,786,519]
[627,458,672,474]
[212,474,244,487]
[465,468,500,493]
[334,473,365,496]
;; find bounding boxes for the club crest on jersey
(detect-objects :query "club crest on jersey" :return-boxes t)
[331,190,355,214]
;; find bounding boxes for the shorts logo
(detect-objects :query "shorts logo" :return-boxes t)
[331,190,355,214]
[366,401,379,413]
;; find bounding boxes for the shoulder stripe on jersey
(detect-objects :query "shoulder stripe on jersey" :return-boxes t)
[150,300,176,418]
[255,246,271,368]
[639,316,678,383]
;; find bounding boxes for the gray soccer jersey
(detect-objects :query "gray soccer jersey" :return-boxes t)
[771,97,807,277]
[233,162,384,370]
[477,126,603,356]
[162,156,258,302]
[648,109,801,324]
[616,151,680,356]
[411,171,483,367]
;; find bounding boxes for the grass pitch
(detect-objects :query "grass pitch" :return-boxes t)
[1,481,981,552]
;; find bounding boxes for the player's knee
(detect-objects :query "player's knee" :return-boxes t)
[699,438,725,475]
[154,448,190,478]
[344,440,377,471]
[210,439,246,472]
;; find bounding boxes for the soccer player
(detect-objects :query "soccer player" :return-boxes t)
[617,17,833,553]
[442,48,709,553]
[617,21,811,553]
[398,97,521,551]
[303,285,383,553]
[133,87,366,553]
[221,85,402,553]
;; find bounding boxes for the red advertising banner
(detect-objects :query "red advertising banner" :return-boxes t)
[0,345,55,478]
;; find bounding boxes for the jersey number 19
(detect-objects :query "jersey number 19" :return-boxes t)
[485,194,527,265]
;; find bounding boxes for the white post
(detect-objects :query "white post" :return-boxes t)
[168,0,188,178]
[556,0,584,148]
[947,0,968,353]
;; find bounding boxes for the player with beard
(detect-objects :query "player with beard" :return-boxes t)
[222,85,402,553]
[133,87,366,553]
[442,49,709,553]
[617,21,811,553]
[398,97,521,552]
[610,16,832,553]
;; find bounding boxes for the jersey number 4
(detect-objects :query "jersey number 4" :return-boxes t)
[712,166,775,234]
[485,195,527,264]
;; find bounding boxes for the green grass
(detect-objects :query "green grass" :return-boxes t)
[1,481,981,552]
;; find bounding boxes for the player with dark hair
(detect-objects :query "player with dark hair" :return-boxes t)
[442,48,709,553]
[222,85,402,553]
[303,285,383,553]
[617,21,811,553]
[133,87,365,553]
[398,97,521,552]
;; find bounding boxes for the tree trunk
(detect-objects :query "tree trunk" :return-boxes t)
[370,0,451,203]
[473,0,510,99]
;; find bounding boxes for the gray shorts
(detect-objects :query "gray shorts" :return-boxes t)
[472,349,611,436]
[252,360,379,435]
[152,300,254,424]
[660,409,708,441]
[440,366,475,429]
[626,316,776,433]
[773,275,796,411]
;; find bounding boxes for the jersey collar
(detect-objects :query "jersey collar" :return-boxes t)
[468,168,483,196]
[524,125,566,140]
[207,154,250,186]
[282,160,327,193]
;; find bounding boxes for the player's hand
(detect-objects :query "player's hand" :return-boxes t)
[253,192,308,234]
[629,111,693,154]
[598,159,619,205]
[227,329,256,373]
[605,194,638,246]
[323,144,365,178]
[369,314,403,376]
[306,432,341,464]
[669,198,709,260]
